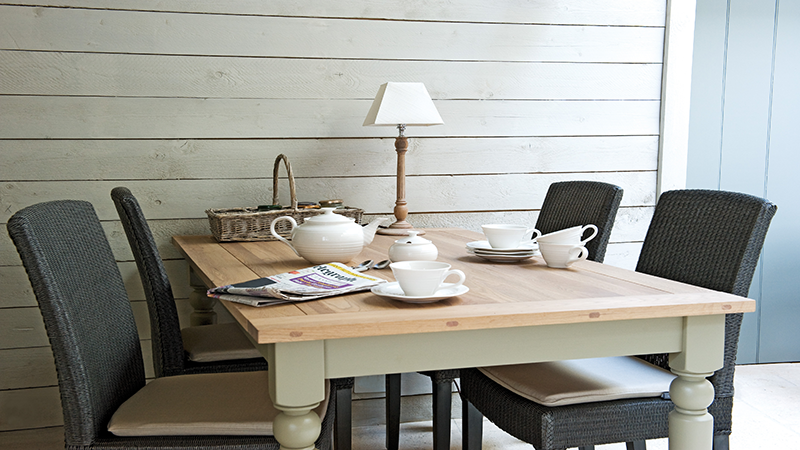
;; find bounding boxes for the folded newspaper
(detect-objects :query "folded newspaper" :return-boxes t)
[207,262,388,307]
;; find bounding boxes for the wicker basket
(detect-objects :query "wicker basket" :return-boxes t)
[206,154,364,242]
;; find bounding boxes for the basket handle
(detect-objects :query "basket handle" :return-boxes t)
[272,154,298,209]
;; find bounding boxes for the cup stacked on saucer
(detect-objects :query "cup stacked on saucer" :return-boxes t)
[466,224,541,262]
[536,224,597,268]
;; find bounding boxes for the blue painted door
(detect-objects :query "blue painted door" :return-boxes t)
[687,0,800,363]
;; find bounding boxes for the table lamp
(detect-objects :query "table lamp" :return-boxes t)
[363,82,444,235]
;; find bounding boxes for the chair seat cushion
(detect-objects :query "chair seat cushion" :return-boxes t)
[478,356,675,407]
[181,322,262,362]
[108,370,329,436]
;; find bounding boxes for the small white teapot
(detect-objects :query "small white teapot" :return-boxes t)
[388,230,438,262]
[270,208,387,264]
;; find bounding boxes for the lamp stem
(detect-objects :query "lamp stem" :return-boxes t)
[377,125,423,235]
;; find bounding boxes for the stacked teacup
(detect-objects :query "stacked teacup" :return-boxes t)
[536,224,597,268]
[480,224,541,250]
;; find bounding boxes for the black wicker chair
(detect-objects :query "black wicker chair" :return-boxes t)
[111,187,267,377]
[535,181,624,263]
[7,199,335,450]
[460,189,777,450]
[385,181,624,450]
[111,186,354,450]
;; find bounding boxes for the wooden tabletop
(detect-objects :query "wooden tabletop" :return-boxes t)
[172,228,755,344]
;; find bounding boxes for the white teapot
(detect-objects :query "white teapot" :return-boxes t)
[270,208,387,264]
[388,230,438,262]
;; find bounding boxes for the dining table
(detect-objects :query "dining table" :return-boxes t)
[172,227,755,450]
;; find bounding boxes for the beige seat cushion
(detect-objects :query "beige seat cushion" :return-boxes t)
[478,356,675,407]
[108,370,329,436]
[181,322,262,362]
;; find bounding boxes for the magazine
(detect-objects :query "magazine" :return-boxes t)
[207,262,388,307]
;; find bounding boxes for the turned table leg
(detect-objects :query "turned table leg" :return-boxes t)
[266,340,327,450]
[273,405,323,450]
[668,315,725,450]
[668,369,715,449]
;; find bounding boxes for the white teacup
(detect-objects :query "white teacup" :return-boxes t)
[537,224,598,246]
[481,224,542,249]
[390,261,466,297]
[538,242,589,269]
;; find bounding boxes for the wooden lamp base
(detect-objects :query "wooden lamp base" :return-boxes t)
[376,129,425,236]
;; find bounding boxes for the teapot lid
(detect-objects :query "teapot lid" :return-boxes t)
[394,230,432,245]
[304,207,354,224]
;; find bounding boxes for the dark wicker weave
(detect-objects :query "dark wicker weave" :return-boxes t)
[111,187,353,450]
[460,189,777,450]
[111,187,267,377]
[7,200,335,450]
[385,181,623,450]
[535,181,624,263]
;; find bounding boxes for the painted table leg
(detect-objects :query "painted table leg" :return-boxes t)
[668,315,725,450]
[668,369,715,450]
[273,406,322,450]
[266,340,327,450]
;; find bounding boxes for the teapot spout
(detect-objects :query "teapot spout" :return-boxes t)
[362,217,388,245]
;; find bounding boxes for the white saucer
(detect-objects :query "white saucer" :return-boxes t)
[471,252,536,262]
[470,247,539,256]
[371,282,469,304]
[466,240,538,253]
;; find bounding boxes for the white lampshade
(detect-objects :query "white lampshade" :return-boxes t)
[363,82,444,127]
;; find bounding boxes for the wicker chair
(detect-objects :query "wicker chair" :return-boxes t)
[460,189,777,450]
[111,186,354,450]
[7,199,335,450]
[385,181,624,450]
[535,181,624,263]
[111,187,267,377]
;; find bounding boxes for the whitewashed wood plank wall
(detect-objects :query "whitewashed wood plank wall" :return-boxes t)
[0,0,670,431]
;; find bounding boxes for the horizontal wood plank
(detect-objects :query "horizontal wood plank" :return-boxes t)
[0,386,63,431]
[0,301,146,349]
[0,136,659,181]
[0,0,667,26]
[602,242,646,271]
[0,97,661,139]
[0,6,664,63]
[0,51,662,100]
[0,343,155,390]
[0,307,51,350]
[0,296,231,351]
[0,172,657,223]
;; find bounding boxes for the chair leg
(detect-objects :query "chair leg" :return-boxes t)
[578,446,595,450]
[713,434,729,450]
[385,373,401,450]
[626,441,646,450]
[334,384,352,450]
[432,379,452,450]
[462,398,483,450]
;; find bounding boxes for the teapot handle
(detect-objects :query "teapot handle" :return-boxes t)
[270,216,301,257]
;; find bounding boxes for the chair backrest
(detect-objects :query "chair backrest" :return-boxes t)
[7,200,146,447]
[635,189,777,394]
[535,181,624,263]
[111,186,185,377]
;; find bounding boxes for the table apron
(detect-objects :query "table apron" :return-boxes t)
[319,315,725,379]
[253,315,726,409]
